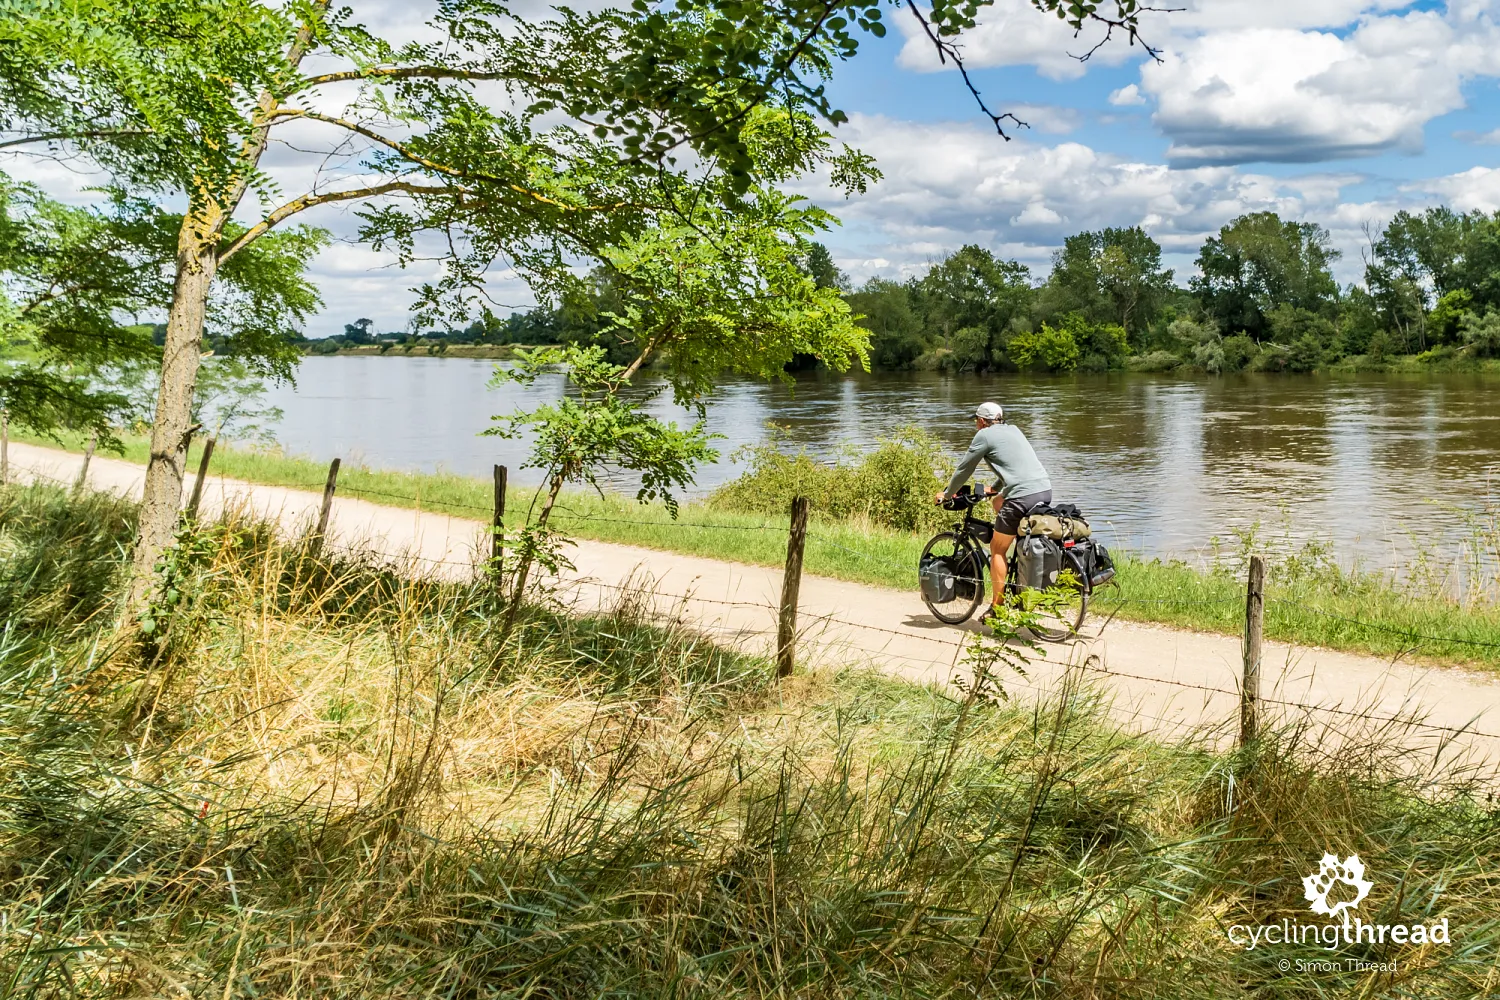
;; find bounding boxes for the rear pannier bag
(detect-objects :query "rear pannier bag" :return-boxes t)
[1089,541,1116,587]
[919,555,957,604]
[1015,535,1063,590]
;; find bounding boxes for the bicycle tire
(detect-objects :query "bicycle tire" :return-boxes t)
[919,531,987,625]
[1003,549,1088,642]
[1027,588,1088,642]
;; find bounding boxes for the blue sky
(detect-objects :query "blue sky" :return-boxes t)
[11,0,1500,333]
[799,0,1500,290]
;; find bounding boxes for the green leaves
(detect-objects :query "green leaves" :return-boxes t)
[487,346,718,514]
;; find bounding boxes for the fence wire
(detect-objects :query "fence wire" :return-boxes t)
[13,452,1500,748]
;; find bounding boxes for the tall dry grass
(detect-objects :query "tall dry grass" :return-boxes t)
[2,482,1500,998]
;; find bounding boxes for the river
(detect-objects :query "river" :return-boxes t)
[262,357,1500,570]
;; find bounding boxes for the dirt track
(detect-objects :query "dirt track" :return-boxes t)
[13,439,1500,772]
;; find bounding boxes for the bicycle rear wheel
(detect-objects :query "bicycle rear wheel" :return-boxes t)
[1021,583,1087,641]
[919,532,987,625]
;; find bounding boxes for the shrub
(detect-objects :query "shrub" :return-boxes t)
[711,426,953,532]
[1008,323,1080,372]
[1221,334,1258,371]
[1461,308,1500,357]
[1192,341,1225,374]
[1127,350,1180,372]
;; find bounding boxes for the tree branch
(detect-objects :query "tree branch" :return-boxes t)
[290,65,553,95]
[1067,6,1178,64]
[216,180,457,263]
[265,108,631,212]
[0,128,152,150]
[907,4,1027,139]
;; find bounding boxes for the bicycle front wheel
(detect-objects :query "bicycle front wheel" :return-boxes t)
[919,532,987,625]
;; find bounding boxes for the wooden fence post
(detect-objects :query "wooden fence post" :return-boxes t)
[492,463,507,585]
[73,431,97,493]
[1240,554,1266,748]
[186,436,216,521]
[315,458,341,544]
[1,409,8,485]
[776,496,810,679]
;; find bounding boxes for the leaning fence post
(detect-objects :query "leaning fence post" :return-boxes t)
[186,436,216,521]
[315,457,341,546]
[1240,554,1266,748]
[777,496,810,679]
[492,463,507,588]
[73,430,97,493]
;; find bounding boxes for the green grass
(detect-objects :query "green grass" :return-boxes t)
[3,481,1500,998]
[20,428,1500,670]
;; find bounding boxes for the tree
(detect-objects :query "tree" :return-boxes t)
[1043,226,1173,340]
[1192,213,1340,339]
[803,242,847,291]
[488,136,868,624]
[0,0,1154,618]
[847,279,926,369]
[0,178,319,444]
[912,245,1032,369]
[342,318,375,345]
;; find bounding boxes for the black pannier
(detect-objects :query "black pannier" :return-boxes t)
[919,555,957,604]
[1014,535,1063,590]
[1090,541,1116,587]
[952,550,983,601]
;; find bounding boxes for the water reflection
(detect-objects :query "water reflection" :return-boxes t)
[263,358,1500,566]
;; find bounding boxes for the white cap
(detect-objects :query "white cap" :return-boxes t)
[975,401,1004,422]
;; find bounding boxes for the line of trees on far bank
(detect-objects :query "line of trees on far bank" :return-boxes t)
[838,207,1500,374]
[317,207,1500,373]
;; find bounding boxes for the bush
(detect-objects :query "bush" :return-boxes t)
[1221,334,1259,371]
[1008,323,1080,372]
[711,426,953,532]
[1192,341,1225,374]
[1461,308,1500,357]
[1127,350,1180,372]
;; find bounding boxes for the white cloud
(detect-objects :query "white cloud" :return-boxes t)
[812,115,1432,286]
[1411,165,1500,211]
[1168,0,1417,31]
[1108,84,1145,107]
[1142,10,1500,164]
[1453,127,1500,144]
[896,0,1128,80]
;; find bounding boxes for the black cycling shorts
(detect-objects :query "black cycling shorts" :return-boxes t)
[994,489,1052,535]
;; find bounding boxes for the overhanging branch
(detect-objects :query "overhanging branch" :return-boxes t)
[216,180,456,263]
[264,108,630,212]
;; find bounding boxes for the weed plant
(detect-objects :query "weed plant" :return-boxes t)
[2,483,1500,997]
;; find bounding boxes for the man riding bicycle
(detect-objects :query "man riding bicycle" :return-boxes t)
[935,401,1052,614]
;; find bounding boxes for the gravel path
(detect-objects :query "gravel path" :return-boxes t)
[14,439,1500,773]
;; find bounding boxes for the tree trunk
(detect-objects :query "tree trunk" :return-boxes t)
[125,210,221,616]
[500,472,564,640]
[122,6,326,621]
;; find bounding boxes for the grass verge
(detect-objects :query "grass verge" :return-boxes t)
[18,429,1500,670]
[2,482,1499,997]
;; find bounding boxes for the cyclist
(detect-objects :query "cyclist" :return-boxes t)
[935,401,1052,614]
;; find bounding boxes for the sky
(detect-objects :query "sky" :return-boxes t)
[12,0,1500,335]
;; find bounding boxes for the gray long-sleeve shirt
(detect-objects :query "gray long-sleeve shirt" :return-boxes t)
[945,422,1051,499]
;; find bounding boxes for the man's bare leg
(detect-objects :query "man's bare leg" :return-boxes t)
[990,531,1015,612]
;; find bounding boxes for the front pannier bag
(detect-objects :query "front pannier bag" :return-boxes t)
[919,555,957,604]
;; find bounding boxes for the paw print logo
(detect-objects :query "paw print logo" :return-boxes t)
[1302,853,1373,918]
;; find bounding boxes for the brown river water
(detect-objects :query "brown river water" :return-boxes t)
[264,357,1500,571]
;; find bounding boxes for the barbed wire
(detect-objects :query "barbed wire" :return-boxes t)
[13,457,1500,744]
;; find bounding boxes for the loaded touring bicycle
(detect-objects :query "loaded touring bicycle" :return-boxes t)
[918,485,1115,641]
